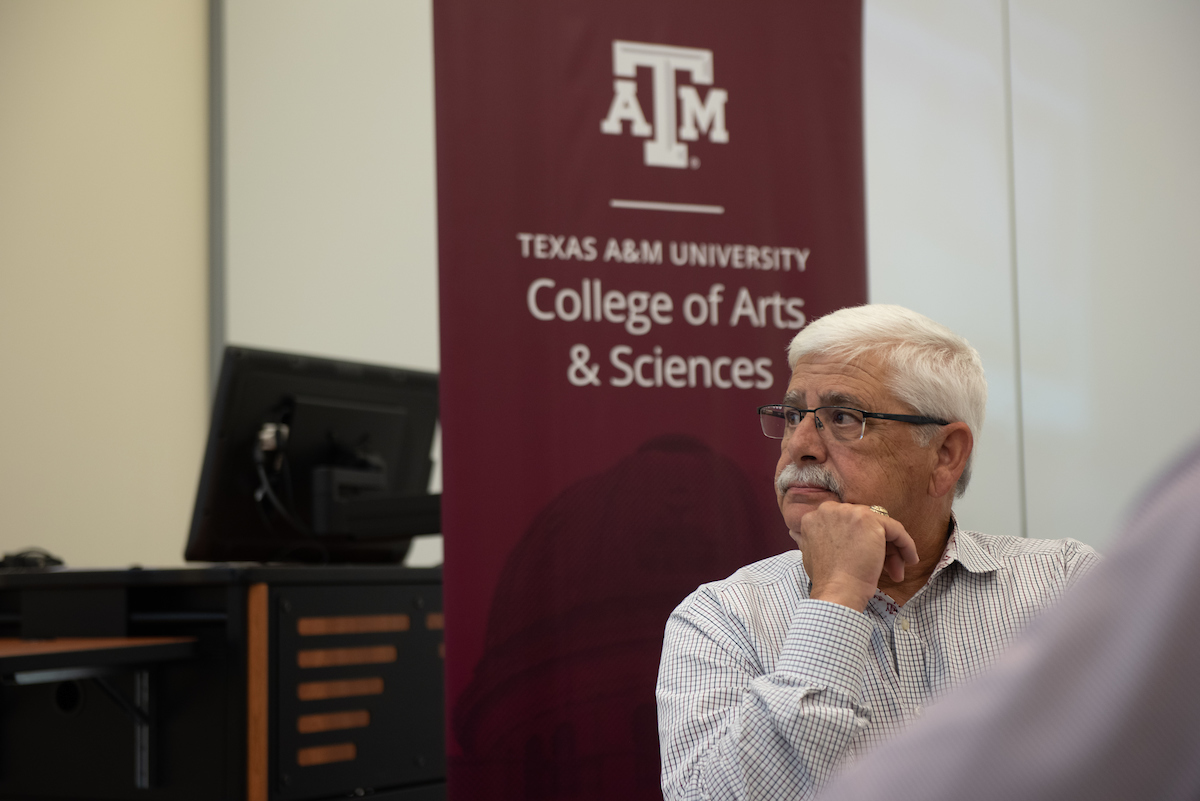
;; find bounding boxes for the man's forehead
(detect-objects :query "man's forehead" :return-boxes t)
[784,353,891,407]
[784,386,867,407]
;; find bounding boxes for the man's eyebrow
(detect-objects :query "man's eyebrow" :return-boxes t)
[783,390,804,407]
[818,391,863,408]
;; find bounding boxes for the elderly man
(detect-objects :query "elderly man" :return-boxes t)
[656,304,1099,801]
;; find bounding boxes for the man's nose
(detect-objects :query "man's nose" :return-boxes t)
[784,411,827,462]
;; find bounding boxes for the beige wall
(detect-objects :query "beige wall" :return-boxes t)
[0,0,209,567]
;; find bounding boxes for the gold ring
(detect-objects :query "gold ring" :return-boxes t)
[869,505,889,516]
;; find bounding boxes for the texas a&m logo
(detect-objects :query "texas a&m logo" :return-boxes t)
[600,40,729,169]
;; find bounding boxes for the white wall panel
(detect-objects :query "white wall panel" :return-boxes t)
[1010,0,1200,548]
[223,0,440,373]
[864,0,1025,540]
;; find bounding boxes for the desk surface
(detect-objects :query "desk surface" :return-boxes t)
[0,563,441,589]
[0,636,197,674]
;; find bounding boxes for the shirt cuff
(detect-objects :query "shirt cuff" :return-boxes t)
[775,599,873,702]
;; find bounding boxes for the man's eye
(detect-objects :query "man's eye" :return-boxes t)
[830,410,859,426]
[784,409,803,425]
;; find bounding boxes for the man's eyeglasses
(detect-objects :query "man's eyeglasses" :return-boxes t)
[756,404,950,442]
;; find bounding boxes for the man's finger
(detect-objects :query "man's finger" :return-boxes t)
[879,515,920,564]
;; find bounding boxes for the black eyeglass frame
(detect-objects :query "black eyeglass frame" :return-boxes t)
[756,404,950,441]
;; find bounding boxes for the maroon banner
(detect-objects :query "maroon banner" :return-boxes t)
[434,2,865,797]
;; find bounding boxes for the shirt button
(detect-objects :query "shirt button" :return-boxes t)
[899,618,910,631]
[914,705,924,717]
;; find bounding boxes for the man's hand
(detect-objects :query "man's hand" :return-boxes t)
[792,502,920,612]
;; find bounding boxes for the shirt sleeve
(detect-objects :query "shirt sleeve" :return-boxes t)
[1060,537,1102,587]
[656,590,876,801]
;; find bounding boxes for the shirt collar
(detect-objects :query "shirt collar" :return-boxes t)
[937,514,1003,575]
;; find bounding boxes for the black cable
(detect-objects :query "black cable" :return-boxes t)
[252,431,329,563]
[253,441,309,533]
[254,492,279,534]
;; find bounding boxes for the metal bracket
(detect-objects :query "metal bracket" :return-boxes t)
[92,671,155,788]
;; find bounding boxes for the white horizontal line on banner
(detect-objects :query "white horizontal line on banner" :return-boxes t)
[609,199,725,215]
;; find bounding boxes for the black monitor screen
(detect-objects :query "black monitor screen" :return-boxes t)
[185,347,440,563]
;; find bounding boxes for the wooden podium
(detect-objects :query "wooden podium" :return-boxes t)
[0,566,445,801]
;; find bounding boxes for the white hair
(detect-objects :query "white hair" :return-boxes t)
[786,304,986,497]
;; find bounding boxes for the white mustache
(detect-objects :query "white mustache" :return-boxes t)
[776,463,844,501]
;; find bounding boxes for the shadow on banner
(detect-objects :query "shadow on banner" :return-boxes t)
[451,434,784,798]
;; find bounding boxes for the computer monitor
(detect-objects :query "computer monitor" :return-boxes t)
[185,347,440,563]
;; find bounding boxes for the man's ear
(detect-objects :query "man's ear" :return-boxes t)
[928,422,973,499]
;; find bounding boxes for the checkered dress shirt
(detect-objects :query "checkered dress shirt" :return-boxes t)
[656,521,1100,801]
